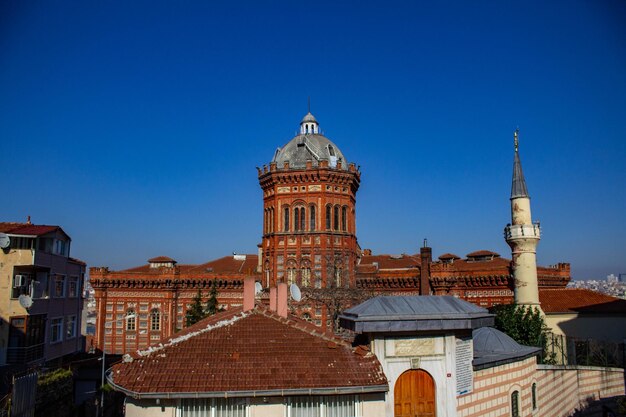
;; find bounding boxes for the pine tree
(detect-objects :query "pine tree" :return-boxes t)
[205,279,219,316]
[186,289,207,326]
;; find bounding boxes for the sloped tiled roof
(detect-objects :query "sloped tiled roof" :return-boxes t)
[147,256,176,263]
[109,307,387,398]
[360,254,421,269]
[0,222,62,237]
[466,250,500,258]
[539,288,626,314]
[438,253,461,260]
[117,255,259,275]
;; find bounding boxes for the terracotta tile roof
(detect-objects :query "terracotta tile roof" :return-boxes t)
[432,256,512,273]
[438,253,460,260]
[116,255,259,275]
[109,307,387,396]
[466,250,500,258]
[360,254,421,269]
[539,288,626,314]
[0,222,61,236]
[186,255,259,274]
[147,256,176,263]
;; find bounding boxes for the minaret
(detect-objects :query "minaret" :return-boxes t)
[504,130,542,310]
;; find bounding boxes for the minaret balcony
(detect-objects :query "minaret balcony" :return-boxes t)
[504,223,541,240]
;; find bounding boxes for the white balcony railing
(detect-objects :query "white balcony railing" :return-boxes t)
[504,223,541,240]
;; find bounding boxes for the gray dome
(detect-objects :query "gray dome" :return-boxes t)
[472,327,541,369]
[272,134,348,170]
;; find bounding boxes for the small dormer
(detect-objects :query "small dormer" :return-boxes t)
[466,250,500,262]
[300,112,319,135]
[438,253,461,264]
[148,256,177,268]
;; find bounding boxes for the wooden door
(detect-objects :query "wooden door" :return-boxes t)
[394,369,436,417]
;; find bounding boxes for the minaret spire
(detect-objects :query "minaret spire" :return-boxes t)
[511,129,529,199]
[504,128,542,311]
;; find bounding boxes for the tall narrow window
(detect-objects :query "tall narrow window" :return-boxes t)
[333,205,339,230]
[284,207,290,232]
[287,268,296,285]
[310,205,316,231]
[126,309,136,331]
[511,391,520,417]
[326,205,332,230]
[294,208,300,231]
[300,207,306,231]
[341,206,347,231]
[270,208,274,232]
[151,309,160,331]
[531,383,537,410]
[301,267,311,287]
[335,268,342,288]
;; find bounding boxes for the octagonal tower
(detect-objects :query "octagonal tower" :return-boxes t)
[258,112,361,291]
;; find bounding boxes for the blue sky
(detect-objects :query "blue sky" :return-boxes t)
[1,1,625,279]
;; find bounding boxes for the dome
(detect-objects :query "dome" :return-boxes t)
[272,113,349,170]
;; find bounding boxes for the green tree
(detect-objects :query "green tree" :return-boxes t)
[186,289,207,326]
[205,279,220,316]
[489,303,554,363]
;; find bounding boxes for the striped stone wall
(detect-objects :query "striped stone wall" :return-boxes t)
[457,357,536,417]
[457,359,624,417]
[536,364,624,417]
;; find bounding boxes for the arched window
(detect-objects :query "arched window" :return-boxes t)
[511,391,520,417]
[309,205,316,231]
[333,205,339,230]
[301,267,311,287]
[302,312,311,322]
[341,206,347,231]
[126,309,136,331]
[150,309,160,331]
[287,268,296,285]
[300,207,305,231]
[284,207,290,232]
[335,268,342,288]
[328,145,335,157]
[326,205,332,230]
[531,383,537,410]
[294,208,300,231]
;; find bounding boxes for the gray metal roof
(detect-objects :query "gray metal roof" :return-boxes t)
[339,296,494,333]
[472,327,541,370]
[301,112,318,123]
[511,150,529,199]
[272,134,348,170]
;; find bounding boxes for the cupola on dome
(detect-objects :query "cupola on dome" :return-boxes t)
[272,112,348,170]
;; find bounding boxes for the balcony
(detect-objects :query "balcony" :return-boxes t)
[6,344,44,364]
[504,223,541,240]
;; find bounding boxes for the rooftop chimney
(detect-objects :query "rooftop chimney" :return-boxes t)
[243,276,255,312]
[420,242,432,296]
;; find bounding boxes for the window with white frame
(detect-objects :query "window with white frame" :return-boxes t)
[53,275,65,297]
[126,309,136,331]
[289,395,358,417]
[11,273,33,299]
[66,315,77,339]
[180,398,247,417]
[50,318,63,343]
[68,277,79,297]
[150,309,160,331]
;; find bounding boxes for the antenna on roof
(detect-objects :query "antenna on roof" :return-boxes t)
[423,238,428,248]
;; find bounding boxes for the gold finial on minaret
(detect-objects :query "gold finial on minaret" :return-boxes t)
[514,128,519,152]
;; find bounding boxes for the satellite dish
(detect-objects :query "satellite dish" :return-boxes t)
[0,233,10,249]
[254,282,262,295]
[18,295,33,309]
[289,283,301,302]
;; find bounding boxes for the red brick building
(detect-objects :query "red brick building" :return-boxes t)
[90,112,570,354]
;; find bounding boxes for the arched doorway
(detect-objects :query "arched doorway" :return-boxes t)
[394,369,436,417]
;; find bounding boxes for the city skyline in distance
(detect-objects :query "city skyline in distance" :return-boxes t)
[1,1,625,280]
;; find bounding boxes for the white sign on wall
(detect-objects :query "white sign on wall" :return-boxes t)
[456,337,473,395]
